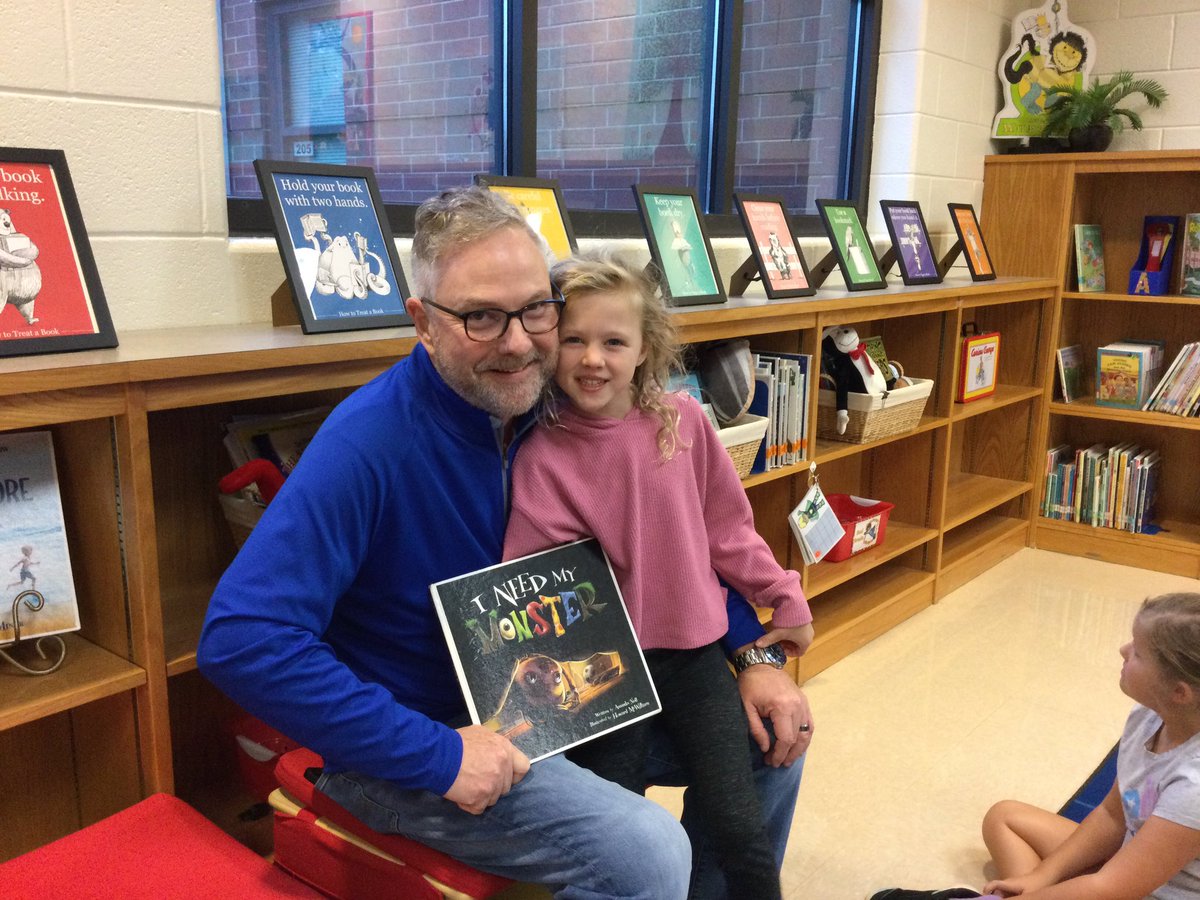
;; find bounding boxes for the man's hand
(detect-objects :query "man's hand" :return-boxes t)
[736,661,813,767]
[759,622,814,657]
[443,725,531,815]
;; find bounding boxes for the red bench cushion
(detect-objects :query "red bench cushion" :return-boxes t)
[0,793,320,899]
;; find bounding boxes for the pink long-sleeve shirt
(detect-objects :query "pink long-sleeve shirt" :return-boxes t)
[503,393,811,650]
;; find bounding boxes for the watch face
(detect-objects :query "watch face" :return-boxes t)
[764,643,787,666]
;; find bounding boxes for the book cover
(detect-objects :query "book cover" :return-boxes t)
[957,330,1000,402]
[0,431,80,645]
[430,538,660,763]
[788,480,846,564]
[862,336,891,381]
[1182,213,1200,297]
[1073,224,1106,292]
[1110,339,1165,406]
[1095,348,1143,409]
[748,368,775,473]
[1055,345,1084,403]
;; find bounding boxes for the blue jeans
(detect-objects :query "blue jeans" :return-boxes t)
[317,725,803,899]
[646,722,804,900]
[318,754,691,900]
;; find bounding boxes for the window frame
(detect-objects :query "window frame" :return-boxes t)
[225,0,879,240]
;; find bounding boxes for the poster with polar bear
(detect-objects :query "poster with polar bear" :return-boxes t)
[256,160,411,334]
[0,147,117,357]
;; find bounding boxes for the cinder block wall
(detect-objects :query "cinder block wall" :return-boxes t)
[2,0,1199,333]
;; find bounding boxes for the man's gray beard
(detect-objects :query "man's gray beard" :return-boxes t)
[440,354,554,420]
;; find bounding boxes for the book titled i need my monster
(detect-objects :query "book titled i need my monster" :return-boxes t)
[431,538,660,762]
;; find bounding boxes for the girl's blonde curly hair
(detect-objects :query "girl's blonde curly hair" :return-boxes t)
[550,249,685,458]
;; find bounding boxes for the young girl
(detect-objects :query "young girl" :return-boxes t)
[979,592,1200,899]
[875,592,1200,900]
[503,250,813,900]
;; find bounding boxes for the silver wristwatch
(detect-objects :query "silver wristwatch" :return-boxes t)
[732,643,787,673]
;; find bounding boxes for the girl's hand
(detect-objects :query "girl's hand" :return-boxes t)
[758,623,814,656]
[983,872,1048,896]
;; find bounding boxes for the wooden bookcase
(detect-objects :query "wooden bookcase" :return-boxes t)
[982,149,1200,580]
[0,276,1052,859]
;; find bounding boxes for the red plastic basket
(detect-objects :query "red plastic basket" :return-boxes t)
[825,494,894,562]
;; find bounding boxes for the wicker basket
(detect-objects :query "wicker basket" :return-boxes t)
[219,493,265,549]
[817,377,934,443]
[717,414,769,478]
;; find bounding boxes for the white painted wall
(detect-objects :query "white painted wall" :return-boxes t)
[0,1,1197,333]
[871,0,1200,247]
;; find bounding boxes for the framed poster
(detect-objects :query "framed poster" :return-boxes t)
[0,147,117,357]
[254,159,411,334]
[816,200,886,291]
[476,175,577,262]
[732,193,814,298]
[948,203,997,281]
[879,200,941,286]
[632,184,726,306]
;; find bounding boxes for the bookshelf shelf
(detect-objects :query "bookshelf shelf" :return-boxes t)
[950,384,1042,421]
[812,415,948,464]
[983,149,1200,579]
[1061,291,1200,307]
[943,473,1033,530]
[0,635,146,731]
[1048,399,1200,430]
[798,563,936,681]
[804,521,938,599]
[938,514,1029,598]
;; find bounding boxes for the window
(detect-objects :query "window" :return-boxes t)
[221,0,877,235]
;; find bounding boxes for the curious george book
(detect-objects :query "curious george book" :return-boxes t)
[431,538,660,762]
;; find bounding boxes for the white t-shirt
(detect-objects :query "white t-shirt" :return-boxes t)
[1118,704,1200,899]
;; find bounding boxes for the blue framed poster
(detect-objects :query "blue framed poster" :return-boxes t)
[255,159,411,333]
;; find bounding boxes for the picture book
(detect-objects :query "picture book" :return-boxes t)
[1073,224,1106,292]
[1182,213,1200,296]
[430,538,660,763]
[862,336,891,381]
[1095,341,1163,410]
[1095,346,1145,409]
[1055,345,1084,403]
[1143,342,1198,413]
[0,431,80,646]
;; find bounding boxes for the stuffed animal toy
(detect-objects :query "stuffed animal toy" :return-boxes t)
[821,325,888,434]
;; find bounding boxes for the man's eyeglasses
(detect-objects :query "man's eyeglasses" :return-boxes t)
[421,289,564,342]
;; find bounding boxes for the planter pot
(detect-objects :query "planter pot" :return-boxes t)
[1067,124,1114,152]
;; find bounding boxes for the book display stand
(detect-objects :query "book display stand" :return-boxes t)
[0,590,68,675]
[727,249,837,295]
[875,240,962,282]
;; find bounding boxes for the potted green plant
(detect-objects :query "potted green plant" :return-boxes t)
[1041,70,1168,152]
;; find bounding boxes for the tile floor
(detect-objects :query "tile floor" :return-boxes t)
[648,547,1200,899]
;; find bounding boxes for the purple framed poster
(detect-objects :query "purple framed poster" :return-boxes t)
[880,200,941,285]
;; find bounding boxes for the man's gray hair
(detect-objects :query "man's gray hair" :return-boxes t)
[410,185,547,299]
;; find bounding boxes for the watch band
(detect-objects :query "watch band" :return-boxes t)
[732,643,787,673]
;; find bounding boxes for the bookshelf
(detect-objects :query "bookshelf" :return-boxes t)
[0,277,1052,859]
[982,149,1200,580]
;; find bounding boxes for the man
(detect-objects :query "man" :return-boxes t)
[199,186,811,898]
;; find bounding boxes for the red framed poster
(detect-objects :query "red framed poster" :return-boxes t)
[0,147,116,356]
